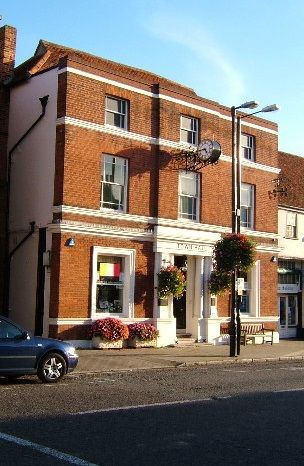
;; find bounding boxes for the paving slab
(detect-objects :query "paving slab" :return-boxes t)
[75,340,304,373]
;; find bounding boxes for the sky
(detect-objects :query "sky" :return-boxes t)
[2,0,304,156]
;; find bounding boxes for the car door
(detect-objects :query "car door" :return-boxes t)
[0,319,37,372]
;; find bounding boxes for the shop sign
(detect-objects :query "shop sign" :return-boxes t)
[278,284,300,293]
[177,243,209,253]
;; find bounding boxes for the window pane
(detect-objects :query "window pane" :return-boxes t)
[181,174,197,196]
[105,97,127,129]
[96,255,124,313]
[241,184,253,228]
[239,294,249,313]
[241,134,254,160]
[104,160,125,185]
[102,156,127,211]
[241,207,250,227]
[105,112,115,126]
[180,116,198,145]
[96,285,123,313]
[181,116,192,130]
[241,186,250,205]
[180,196,196,220]
[280,298,286,326]
[180,129,192,143]
[106,97,119,112]
[102,184,123,209]
[288,295,297,325]
[0,320,22,339]
[114,113,124,128]
[178,171,198,221]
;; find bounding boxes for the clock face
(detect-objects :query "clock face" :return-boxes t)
[198,139,213,161]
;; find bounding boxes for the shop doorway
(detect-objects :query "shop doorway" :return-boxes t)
[173,255,187,331]
[279,294,298,338]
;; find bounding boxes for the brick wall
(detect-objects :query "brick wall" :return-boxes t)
[0,25,16,308]
[49,233,154,320]
[279,151,304,208]
[51,55,279,325]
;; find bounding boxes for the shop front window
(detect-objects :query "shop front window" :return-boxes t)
[239,271,250,314]
[96,256,124,313]
[91,247,135,318]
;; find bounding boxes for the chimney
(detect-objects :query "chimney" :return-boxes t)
[0,25,17,81]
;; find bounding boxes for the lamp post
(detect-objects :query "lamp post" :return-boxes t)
[230,102,279,357]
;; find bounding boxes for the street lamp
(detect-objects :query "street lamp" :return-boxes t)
[230,101,279,357]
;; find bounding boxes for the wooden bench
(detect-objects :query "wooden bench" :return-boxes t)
[220,323,274,345]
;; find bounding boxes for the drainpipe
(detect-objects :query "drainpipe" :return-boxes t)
[3,96,49,316]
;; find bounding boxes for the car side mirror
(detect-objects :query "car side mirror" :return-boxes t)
[19,331,30,340]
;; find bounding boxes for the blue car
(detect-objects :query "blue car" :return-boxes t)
[0,315,78,383]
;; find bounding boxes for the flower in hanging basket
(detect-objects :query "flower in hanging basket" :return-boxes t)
[208,233,256,295]
[157,264,186,299]
[128,322,159,341]
[213,233,255,273]
[89,317,129,342]
[209,270,231,295]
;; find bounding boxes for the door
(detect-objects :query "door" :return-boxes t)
[0,319,36,372]
[173,255,187,331]
[279,295,298,338]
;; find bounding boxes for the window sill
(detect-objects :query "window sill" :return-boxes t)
[104,123,128,132]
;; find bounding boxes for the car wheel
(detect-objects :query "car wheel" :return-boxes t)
[37,352,67,383]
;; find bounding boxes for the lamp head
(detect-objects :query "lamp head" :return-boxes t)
[239,100,259,109]
[260,104,279,113]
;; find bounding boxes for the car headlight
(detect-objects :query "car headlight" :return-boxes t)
[67,347,78,357]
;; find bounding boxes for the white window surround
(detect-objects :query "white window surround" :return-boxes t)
[285,212,297,239]
[241,133,255,161]
[180,115,198,145]
[178,170,199,221]
[91,246,135,319]
[105,96,128,130]
[239,261,260,317]
[101,155,128,212]
[241,183,254,229]
[250,260,260,317]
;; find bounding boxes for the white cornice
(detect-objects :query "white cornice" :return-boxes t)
[58,66,278,135]
[56,116,280,174]
[53,204,154,223]
[49,318,92,325]
[48,219,153,241]
[52,205,279,241]
[279,205,304,214]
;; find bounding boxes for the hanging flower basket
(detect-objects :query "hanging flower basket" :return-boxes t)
[209,270,231,295]
[157,264,186,299]
[213,233,255,273]
[209,233,255,295]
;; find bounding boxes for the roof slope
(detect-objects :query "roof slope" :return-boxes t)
[7,39,198,98]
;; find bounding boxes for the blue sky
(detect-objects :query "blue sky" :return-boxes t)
[3,0,304,155]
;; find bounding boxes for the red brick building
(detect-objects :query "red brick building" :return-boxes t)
[1,25,280,346]
[278,151,304,339]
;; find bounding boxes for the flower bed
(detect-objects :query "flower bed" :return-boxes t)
[89,318,129,349]
[127,322,159,348]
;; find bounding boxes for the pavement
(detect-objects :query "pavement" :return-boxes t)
[75,339,304,373]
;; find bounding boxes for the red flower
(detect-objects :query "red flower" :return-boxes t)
[89,318,129,341]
